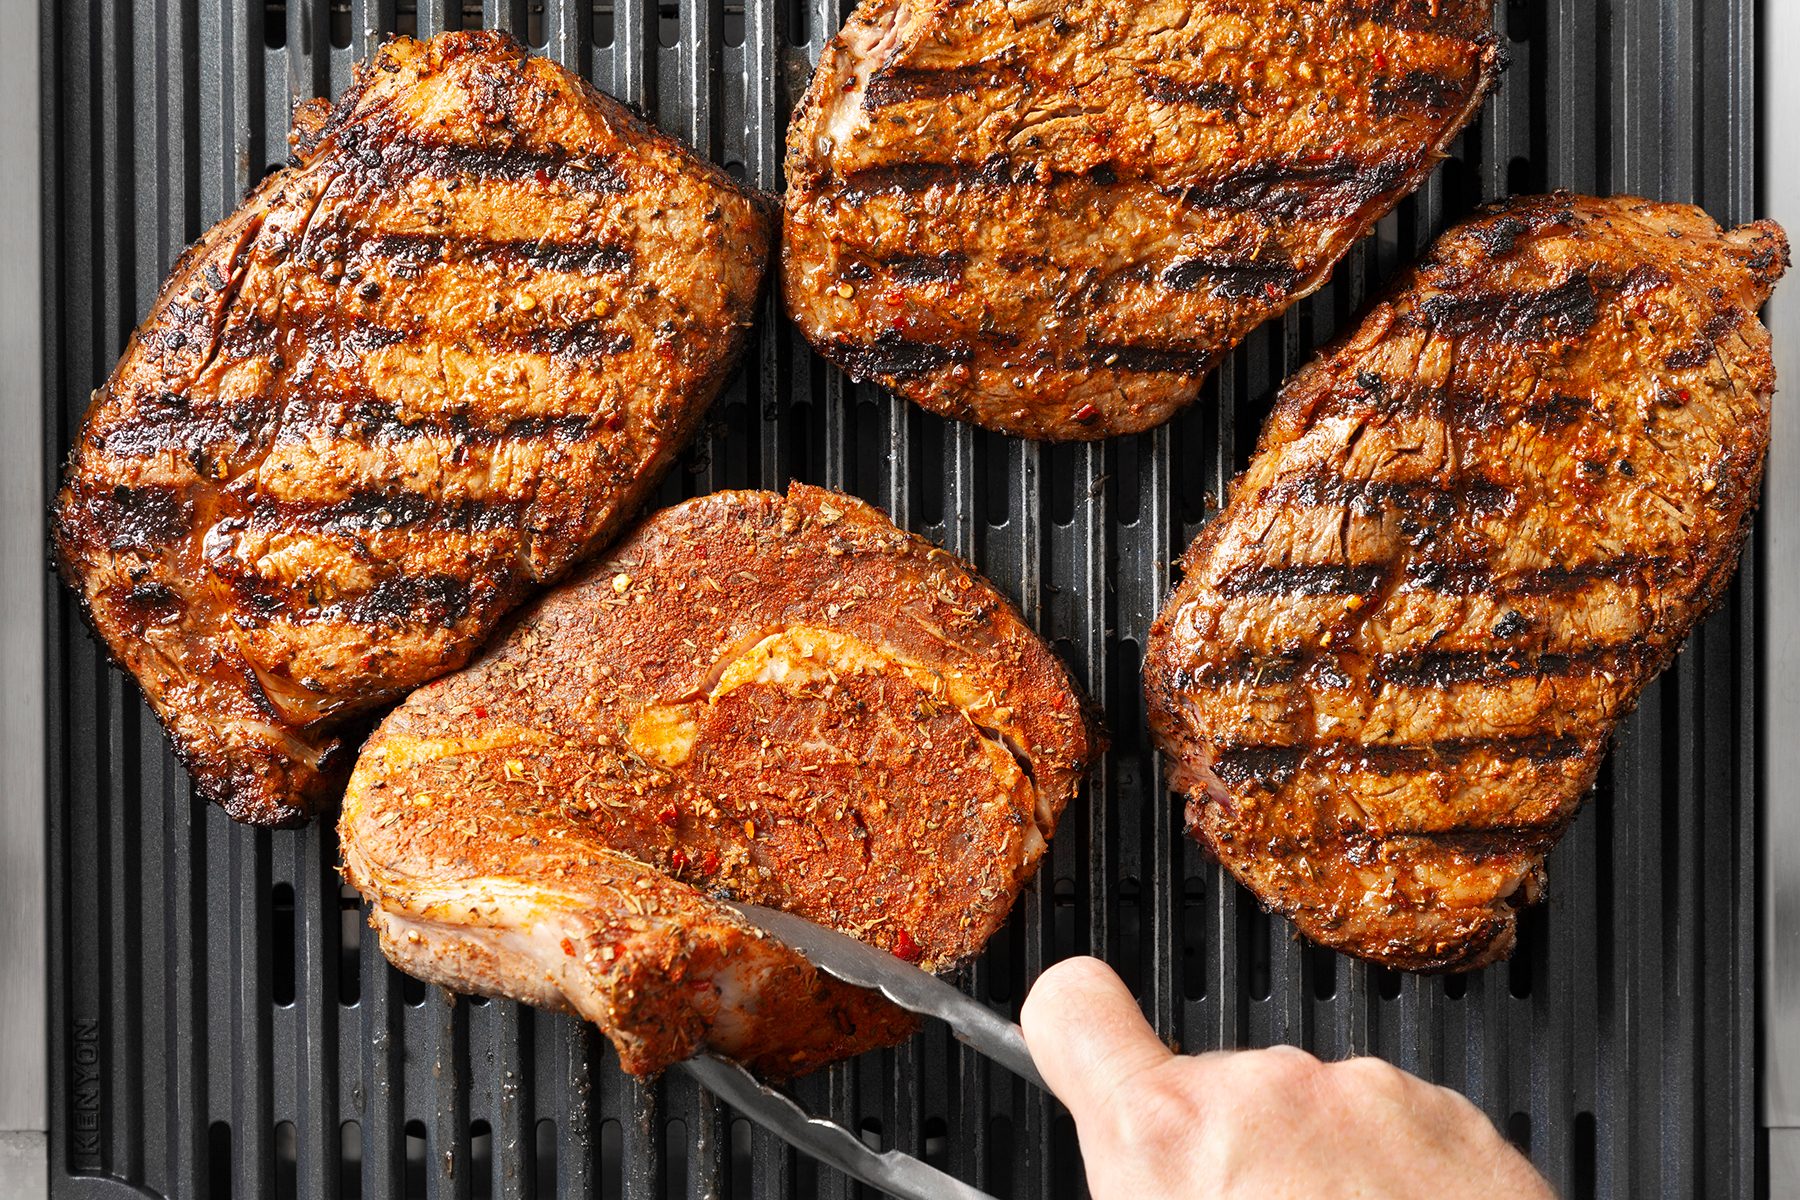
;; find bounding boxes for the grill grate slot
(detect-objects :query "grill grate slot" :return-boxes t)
[42,1,1763,1197]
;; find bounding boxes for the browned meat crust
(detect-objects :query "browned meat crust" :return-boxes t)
[52,31,774,825]
[1142,194,1786,971]
[340,483,1099,1076]
[783,0,1503,440]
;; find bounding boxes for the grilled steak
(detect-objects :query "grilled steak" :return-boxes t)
[340,484,1098,1076]
[1142,194,1787,971]
[783,0,1503,440]
[52,31,774,826]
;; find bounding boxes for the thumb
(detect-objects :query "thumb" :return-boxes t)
[1020,957,1172,1124]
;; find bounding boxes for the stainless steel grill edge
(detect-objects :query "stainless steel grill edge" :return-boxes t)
[39,2,1766,1197]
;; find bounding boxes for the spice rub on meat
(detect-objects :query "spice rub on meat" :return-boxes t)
[51,31,774,826]
[783,0,1503,440]
[1143,194,1787,971]
[340,484,1098,1076]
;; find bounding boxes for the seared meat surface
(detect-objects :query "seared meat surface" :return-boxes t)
[53,32,773,825]
[1143,195,1786,970]
[340,484,1097,1076]
[784,0,1502,440]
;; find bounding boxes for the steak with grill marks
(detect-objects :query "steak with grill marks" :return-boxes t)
[783,0,1503,440]
[1143,194,1787,971]
[51,31,774,826]
[339,484,1098,1076]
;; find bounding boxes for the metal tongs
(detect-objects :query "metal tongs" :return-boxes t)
[680,903,1047,1200]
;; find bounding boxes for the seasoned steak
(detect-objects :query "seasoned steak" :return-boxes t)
[1143,195,1787,971]
[52,31,773,826]
[784,0,1503,440]
[340,484,1098,1076]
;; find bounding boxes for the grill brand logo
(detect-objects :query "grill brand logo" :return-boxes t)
[70,1017,102,1170]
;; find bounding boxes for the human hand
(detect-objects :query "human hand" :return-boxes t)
[1019,957,1554,1200]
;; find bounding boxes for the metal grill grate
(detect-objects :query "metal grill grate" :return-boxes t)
[42,2,1764,1197]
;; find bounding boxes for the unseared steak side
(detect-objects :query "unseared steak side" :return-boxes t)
[340,484,1099,1076]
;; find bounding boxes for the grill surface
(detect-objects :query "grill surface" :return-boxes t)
[43,2,1764,1197]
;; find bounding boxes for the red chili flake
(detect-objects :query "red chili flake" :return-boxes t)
[534,167,552,185]
[1679,389,1692,402]
[1373,50,1389,71]
[560,937,577,957]
[699,849,721,874]
[892,930,923,964]
[669,847,692,872]
[655,802,679,827]
[1070,404,1100,425]
[472,705,488,720]
[1263,281,1284,301]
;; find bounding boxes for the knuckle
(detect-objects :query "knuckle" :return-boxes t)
[1329,1055,1412,1103]
[1245,1045,1321,1089]
[1432,1083,1490,1124]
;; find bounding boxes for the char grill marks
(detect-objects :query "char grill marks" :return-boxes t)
[51,31,775,825]
[1143,194,1787,971]
[784,0,1502,440]
[340,485,1099,1076]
